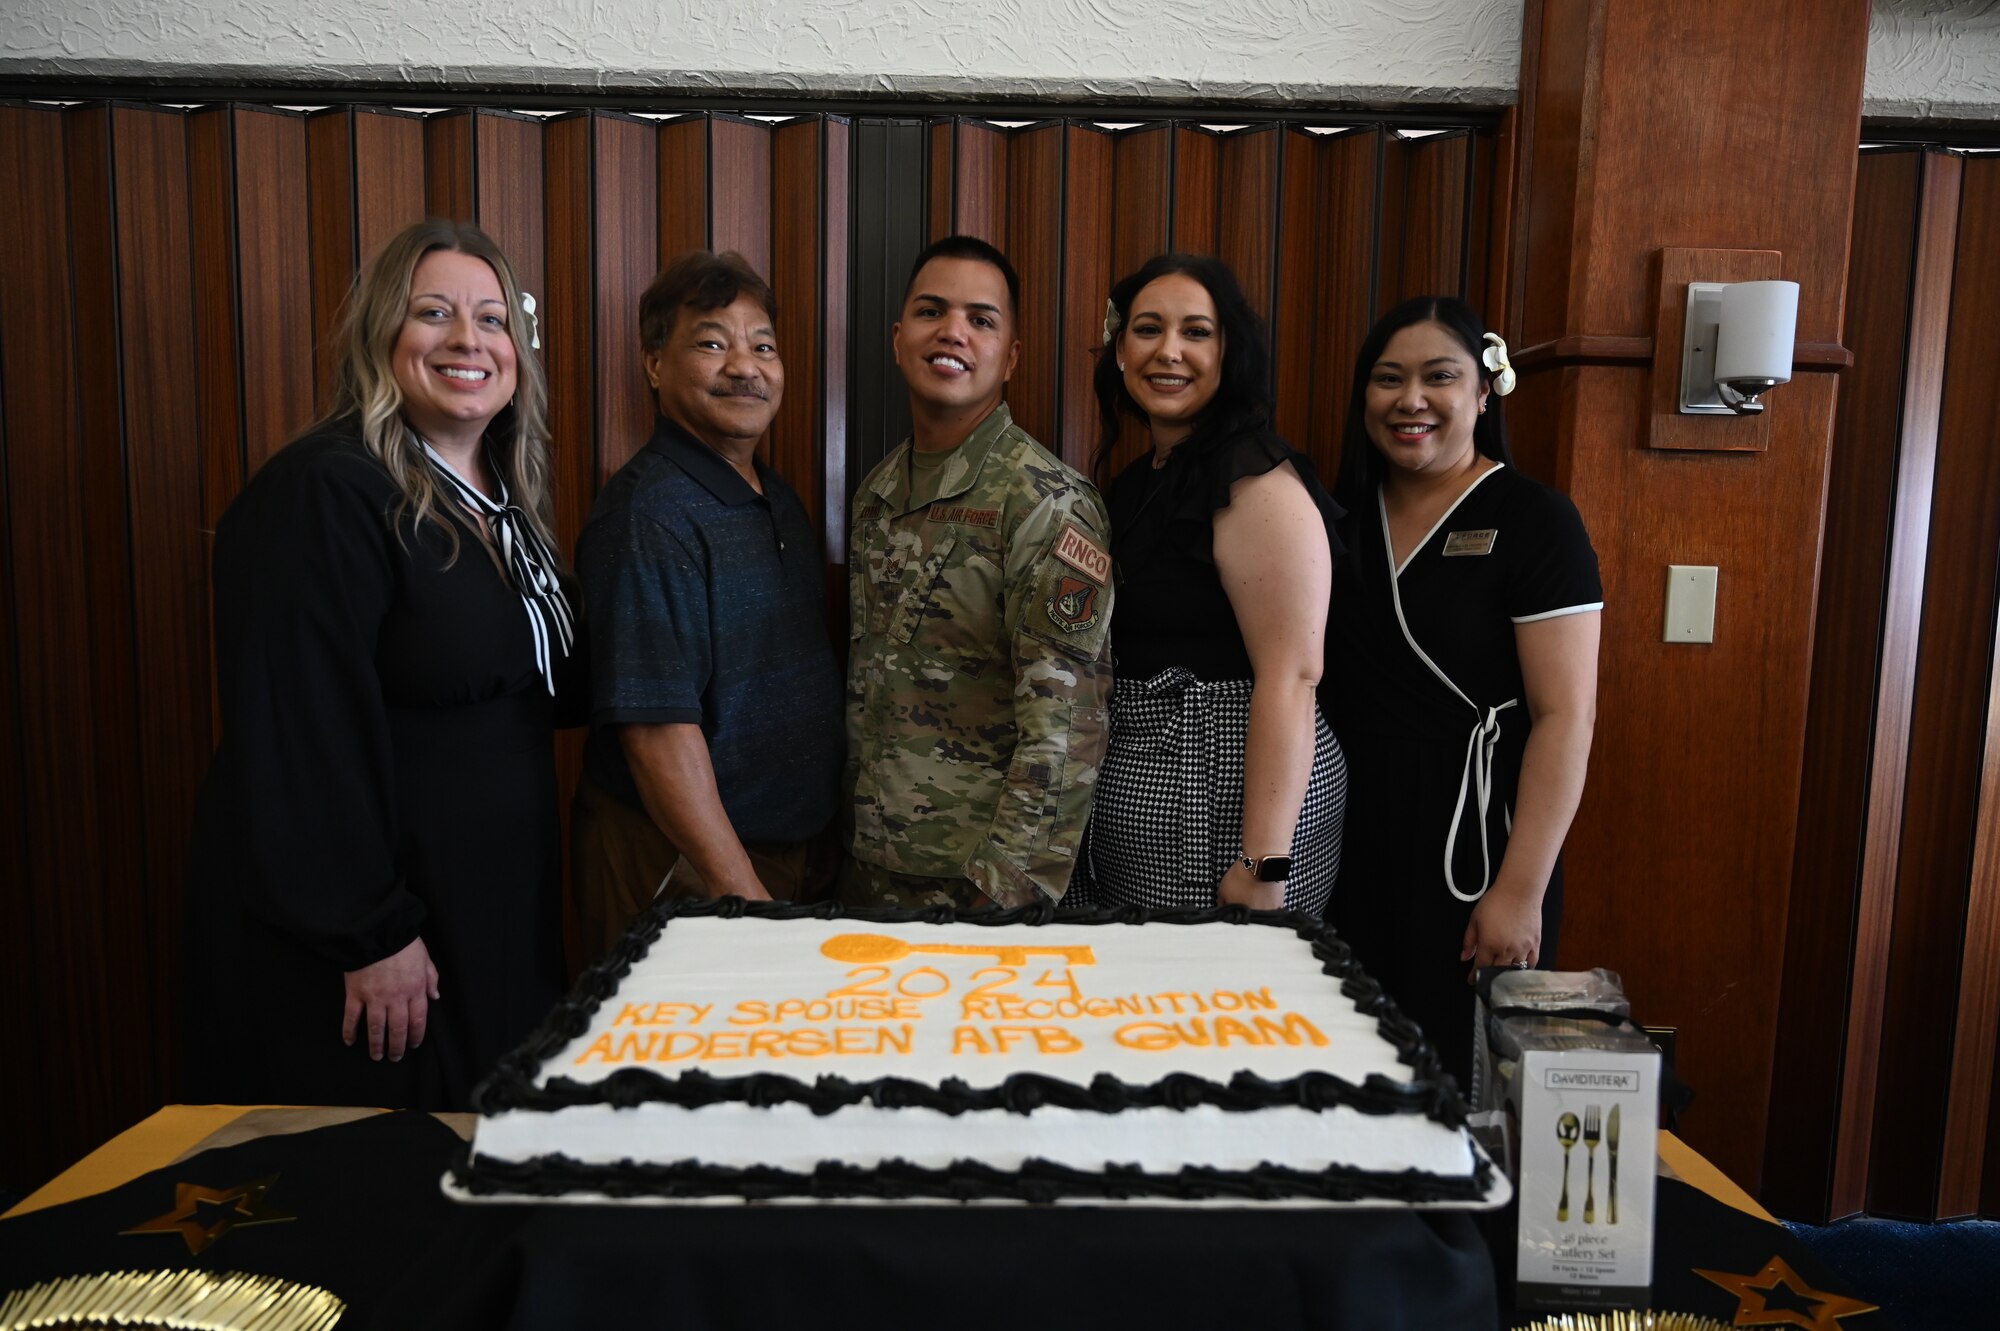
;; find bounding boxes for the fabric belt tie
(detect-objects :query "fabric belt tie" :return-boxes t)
[1137,667,1222,889]
[423,441,575,695]
[1445,699,1518,902]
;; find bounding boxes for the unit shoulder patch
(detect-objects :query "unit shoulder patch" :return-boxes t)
[1052,521,1112,583]
[1045,575,1102,633]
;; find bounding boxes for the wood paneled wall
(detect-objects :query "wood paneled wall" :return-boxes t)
[1891,152,2000,1222]
[1765,148,1951,1220]
[922,120,1492,479]
[1507,0,1871,1192]
[0,99,1494,1191]
[1768,147,2000,1222]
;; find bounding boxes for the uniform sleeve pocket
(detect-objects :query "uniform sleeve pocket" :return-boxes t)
[897,535,1003,678]
[1047,702,1105,859]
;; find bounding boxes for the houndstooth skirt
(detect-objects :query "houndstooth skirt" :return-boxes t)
[1072,668,1347,914]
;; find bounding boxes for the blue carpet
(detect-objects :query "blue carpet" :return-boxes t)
[1785,1216,2000,1329]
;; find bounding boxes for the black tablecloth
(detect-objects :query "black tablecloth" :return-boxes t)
[415,1193,1495,1330]
[1,1112,1886,1330]
[0,1113,1494,1329]
[1489,1175,1895,1328]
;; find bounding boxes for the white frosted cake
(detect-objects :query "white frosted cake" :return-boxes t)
[452,900,1501,1206]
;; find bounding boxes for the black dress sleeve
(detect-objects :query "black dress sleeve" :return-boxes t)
[210,438,427,971]
[1503,481,1604,622]
[1169,430,1348,564]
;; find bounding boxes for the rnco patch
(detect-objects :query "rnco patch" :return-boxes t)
[1052,521,1111,583]
[1046,575,1101,633]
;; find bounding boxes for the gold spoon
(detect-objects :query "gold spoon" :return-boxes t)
[1556,1111,1581,1222]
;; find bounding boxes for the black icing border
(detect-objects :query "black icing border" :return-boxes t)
[451,1146,1493,1205]
[460,898,1479,1205]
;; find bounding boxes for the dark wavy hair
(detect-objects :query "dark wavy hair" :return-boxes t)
[1332,295,1512,512]
[1093,254,1272,482]
[640,250,777,350]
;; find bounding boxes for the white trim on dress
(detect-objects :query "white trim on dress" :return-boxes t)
[1377,465,1516,904]
[1511,601,1603,624]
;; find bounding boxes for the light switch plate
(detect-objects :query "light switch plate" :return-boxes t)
[1664,565,1718,643]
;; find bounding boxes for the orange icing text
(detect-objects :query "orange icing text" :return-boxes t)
[574,1024,915,1065]
[949,1025,1084,1055]
[960,986,1276,1022]
[727,998,924,1024]
[1112,1013,1328,1052]
[610,1002,715,1027]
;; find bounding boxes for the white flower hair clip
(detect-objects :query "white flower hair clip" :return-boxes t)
[1481,332,1516,396]
[1102,297,1122,347]
[521,291,542,351]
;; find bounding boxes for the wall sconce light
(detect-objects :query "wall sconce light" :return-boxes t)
[1678,279,1800,415]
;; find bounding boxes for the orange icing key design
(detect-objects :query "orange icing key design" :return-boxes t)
[821,933,1097,967]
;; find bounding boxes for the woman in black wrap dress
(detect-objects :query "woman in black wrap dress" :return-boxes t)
[1325,296,1601,1084]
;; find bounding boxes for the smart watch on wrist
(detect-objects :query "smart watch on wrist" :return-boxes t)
[1240,853,1293,882]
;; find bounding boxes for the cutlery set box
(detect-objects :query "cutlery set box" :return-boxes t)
[1472,968,1660,1312]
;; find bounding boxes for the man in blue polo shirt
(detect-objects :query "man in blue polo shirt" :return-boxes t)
[573,251,843,957]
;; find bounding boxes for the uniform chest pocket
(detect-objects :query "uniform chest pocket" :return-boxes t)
[890,532,1003,678]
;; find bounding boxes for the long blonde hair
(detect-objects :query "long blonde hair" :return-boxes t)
[318,218,559,568]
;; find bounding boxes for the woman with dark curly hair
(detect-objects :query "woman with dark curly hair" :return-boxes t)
[1075,254,1346,914]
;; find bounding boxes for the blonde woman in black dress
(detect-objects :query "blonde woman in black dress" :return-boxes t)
[182,220,580,1109]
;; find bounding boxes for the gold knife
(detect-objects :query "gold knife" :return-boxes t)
[1607,1103,1621,1224]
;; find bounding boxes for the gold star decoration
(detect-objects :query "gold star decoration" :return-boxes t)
[1693,1255,1878,1329]
[120,1174,295,1256]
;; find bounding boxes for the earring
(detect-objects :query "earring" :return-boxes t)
[1117,362,1125,372]
[520,292,541,351]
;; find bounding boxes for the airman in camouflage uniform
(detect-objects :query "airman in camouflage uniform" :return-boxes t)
[845,237,1113,910]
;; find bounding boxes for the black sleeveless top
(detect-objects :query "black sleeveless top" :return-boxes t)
[1105,430,1344,682]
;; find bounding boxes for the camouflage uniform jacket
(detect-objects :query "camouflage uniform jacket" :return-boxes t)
[847,403,1113,907]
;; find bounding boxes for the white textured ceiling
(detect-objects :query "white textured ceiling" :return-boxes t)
[1867,0,2000,121]
[2,0,1995,118]
[0,0,1525,104]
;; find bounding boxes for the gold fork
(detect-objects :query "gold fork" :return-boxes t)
[1583,1105,1602,1224]
[1556,1111,1580,1221]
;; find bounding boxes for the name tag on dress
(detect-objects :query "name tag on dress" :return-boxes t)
[1442,529,1498,557]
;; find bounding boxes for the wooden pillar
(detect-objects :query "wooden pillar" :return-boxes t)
[1506,0,1869,1190]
